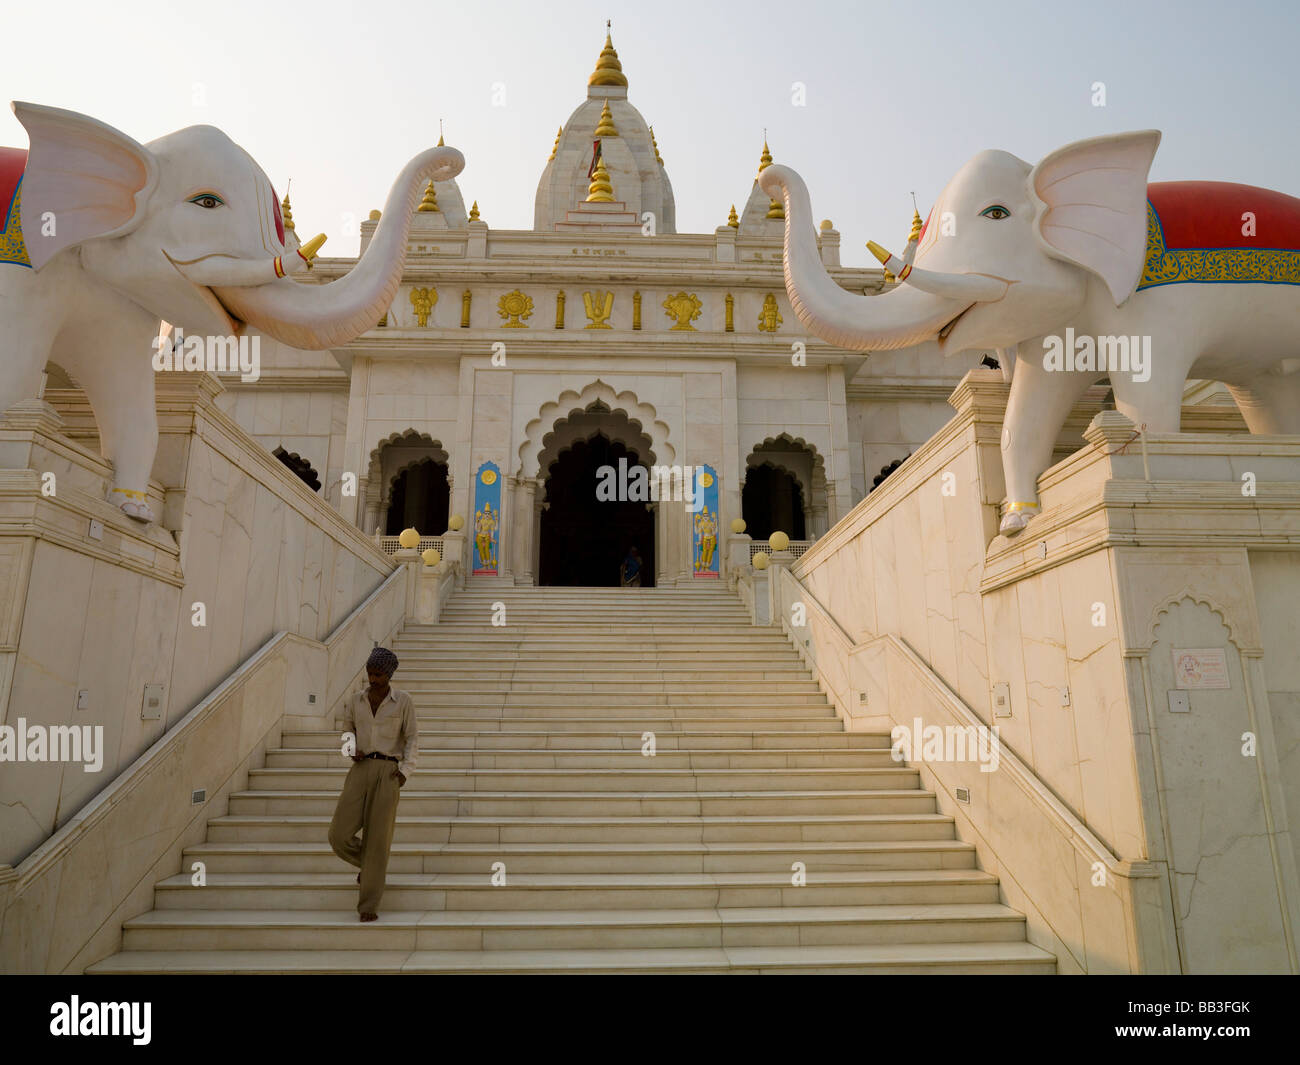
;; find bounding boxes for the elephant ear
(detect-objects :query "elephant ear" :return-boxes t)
[13,101,159,271]
[1029,130,1161,305]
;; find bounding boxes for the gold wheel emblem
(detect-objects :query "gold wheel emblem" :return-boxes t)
[481,469,498,485]
[497,290,534,328]
[699,471,714,488]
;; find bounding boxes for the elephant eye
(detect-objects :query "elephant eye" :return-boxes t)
[188,193,225,209]
[980,204,1010,220]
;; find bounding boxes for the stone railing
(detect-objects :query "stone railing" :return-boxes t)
[746,539,813,562]
[377,535,445,557]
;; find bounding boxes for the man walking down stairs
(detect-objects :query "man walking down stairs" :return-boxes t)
[90,586,1056,974]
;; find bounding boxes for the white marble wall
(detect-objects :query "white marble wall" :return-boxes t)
[786,369,1300,972]
[0,380,395,869]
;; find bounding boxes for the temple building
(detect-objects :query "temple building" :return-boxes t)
[215,32,975,586]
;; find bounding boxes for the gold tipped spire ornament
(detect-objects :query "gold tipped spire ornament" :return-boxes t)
[281,191,295,232]
[758,136,773,174]
[588,23,628,88]
[549,127,562,162]
[727,204,739,228]
[594,100,618,137]
[469,200,481,222]
[909,208,924,243]
[586,155,615,202]
[417,180,439,212]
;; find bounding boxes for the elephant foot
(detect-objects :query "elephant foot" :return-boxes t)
[109,488,155,524]
[999,502,1040,536]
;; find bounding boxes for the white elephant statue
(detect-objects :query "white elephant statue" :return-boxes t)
[760,131,1300,535]
[0,102,463,521]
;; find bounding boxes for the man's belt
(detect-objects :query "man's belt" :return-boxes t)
[362,752,398,762]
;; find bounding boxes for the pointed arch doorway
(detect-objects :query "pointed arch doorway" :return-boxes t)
[536,402,656,587]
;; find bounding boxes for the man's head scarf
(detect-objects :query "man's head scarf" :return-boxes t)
[367,646,399,677]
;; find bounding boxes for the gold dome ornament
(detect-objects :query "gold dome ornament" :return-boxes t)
[727,204,739,228]
[768,530,790,552]
[398,527,420,549]
[469,200,481,222]
[421,548,441,567]
[586,155,615,203]
[752,551,771,571]
[417,180,439,213]
[594,100,619,138]
[820,219,833,232]
[588,24,628,88]
[730,518,747,534]
[448,515,465,532]
[766,197,784,220]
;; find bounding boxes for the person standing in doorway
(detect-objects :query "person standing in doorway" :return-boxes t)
[620,545,642,587]
[329,647,418,922]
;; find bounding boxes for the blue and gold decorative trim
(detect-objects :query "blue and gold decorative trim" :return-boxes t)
[1137,201,1300,290]
[0,177,31,269]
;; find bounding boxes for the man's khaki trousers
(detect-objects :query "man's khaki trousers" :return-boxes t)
[328,757,401,914]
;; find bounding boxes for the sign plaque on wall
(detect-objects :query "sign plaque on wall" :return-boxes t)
[1172,648,1230,690]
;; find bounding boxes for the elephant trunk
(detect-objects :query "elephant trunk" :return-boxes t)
[758,164,965,351]
[213,145,465,350]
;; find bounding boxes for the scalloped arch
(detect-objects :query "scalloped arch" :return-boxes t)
[519,380,675,478]
[388,454,450,497]
[1146,590,1244,650]
[742,433,827,502]
[365,429,448,500]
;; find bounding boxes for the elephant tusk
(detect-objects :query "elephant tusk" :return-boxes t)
[867,240,1007,302]
[297,232,327,268]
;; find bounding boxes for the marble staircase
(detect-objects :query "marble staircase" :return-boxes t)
[90,585,1056,974]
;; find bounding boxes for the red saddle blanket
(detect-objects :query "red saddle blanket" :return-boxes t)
[1147,181,1300,251]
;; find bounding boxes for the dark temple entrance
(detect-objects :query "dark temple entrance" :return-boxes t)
[538,435,655,587]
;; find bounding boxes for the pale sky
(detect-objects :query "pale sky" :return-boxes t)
[5,0,1298,266]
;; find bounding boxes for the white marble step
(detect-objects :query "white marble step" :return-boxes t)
[150,868,1004,911]
[116,903,1028,952]
[182,838,977,875]
[265,747,902,768]
[88,940,1057,974]
[206,812,960,844]
[246,766,921,792]
[281,729,892,750]
[225,788,939,817]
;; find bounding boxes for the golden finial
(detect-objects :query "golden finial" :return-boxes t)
[586,155,615,203]
[727,204,739,228]
[594,99,618,137]
[820,219,833,231]
[766,197,784,220]
[417,179,439,212]
[281,189,295,232]
[469,200,480,222]
[549,126,562,162]
[758,135,773,174]
[588,22,628,88]
[438,119,445,148]
[650,125,663,165]
[908,192,923,242]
